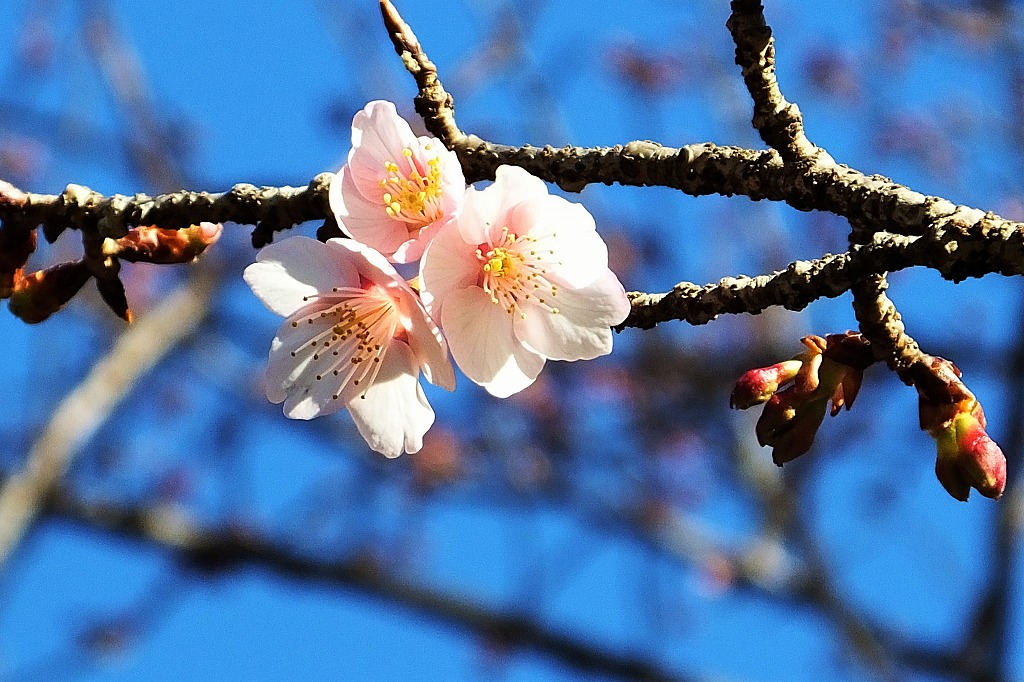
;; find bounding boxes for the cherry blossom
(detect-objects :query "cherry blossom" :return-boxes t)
[244,236,455,457]
[419,165,630,398]
[329,100,465,264]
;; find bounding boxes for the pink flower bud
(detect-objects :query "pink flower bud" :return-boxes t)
[933,409,1007,501]
[730,359,803,409]
[913,356,1007,501]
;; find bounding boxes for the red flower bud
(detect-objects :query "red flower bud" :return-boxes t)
[755,390,828,465]
[734,332,873,465]
[95,275,133,323]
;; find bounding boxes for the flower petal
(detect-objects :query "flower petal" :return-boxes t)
[491,165,550,216]
[401,293,456,392]
[509,195,609,289]
[328,238,456,390]
[514,269,629,361]
[326,237,405,286]
[419,220,481,322]
[244,237,359,317]
[330,164,409,258]
[441,286,545,398]
[266,307,357,419]
[347,341,435,457]
[349,100,419,176]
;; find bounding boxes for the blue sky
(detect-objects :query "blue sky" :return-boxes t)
[0,1,1021,680]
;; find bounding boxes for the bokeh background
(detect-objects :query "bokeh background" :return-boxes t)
[0,1,1022,680]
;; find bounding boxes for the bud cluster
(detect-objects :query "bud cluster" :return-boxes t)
[731,332,874,466]
[3,223,220,324]
[103,223,222,265]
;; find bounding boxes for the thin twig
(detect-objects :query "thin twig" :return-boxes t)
[0,270,214,566]
[725,0,822,161]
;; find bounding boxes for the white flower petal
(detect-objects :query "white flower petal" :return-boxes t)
[419,221,482,322]
[327,239,456,392]
[390,219,442,264]
[267,309,357,419]
[326,238,404,284]
[491,165,550,212]
[265,330,316,404]
[244,237,359,317]
[458,166,551,248]
[441,286,544,398]
[347,341,434,457]
[514,269,630,361]
[453,185,497,246]
[400,290,456,392]
[508,195,609,289]
[434,143,467,214]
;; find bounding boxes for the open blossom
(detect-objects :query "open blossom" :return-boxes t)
[244,236,455,458]
[329,100,465,264]
[419,165,630,398]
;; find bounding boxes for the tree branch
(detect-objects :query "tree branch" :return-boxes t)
[0,174,332,247]
[851,273,925,378]
[725,0,822,162]
[0,271,213,566]
[47,492,690,682]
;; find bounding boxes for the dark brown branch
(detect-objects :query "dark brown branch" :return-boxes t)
[0,174,333,247]
[725,0,821,161]
[0,0,1019,337]
[380,0,464,147]
[851,274,925,379]
[620,226,1024,329]
[48,492,688,682]
[0,143,1000,245]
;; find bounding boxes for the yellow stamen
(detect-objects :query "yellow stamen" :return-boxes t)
[379,149,445,232]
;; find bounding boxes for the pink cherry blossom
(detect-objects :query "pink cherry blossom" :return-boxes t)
[244,236,456,458]
[419,165,631,398]
[329,100,465,264]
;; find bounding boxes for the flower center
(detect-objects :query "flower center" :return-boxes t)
[378,145,444,233]
[290,285,402,400]
[476,227,560,319]
[483,247,514,278]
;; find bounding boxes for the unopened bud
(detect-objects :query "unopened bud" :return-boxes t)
[734,332,873,465]
[8,261,91,323]
[107,223,222,264]
[0,224,37,298]
[755,390,829,465]
[96,275,133,323]
[730,359,803,409]
[930,403,1006,501]
[915,356,1007,501]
